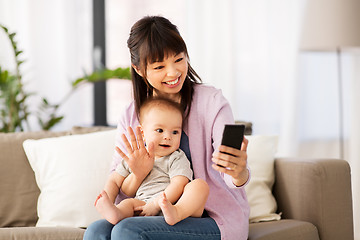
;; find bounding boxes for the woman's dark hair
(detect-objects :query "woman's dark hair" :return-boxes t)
[127,15,202,119]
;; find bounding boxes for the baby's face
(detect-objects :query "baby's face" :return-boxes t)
[141,107,182,159]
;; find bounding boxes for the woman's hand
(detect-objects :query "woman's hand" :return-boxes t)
[211,137,249,187]
[115,126,155,180]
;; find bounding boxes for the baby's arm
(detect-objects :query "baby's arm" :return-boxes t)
[115,126,155,197]
[103,171,126,203]
[120,173,143,197]
[163,175,189,204]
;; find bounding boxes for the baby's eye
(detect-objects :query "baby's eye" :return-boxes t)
[172,130,179,135]
[156,128,163,133]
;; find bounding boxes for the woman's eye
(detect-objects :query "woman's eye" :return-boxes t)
[154,65,164,70]
[156,129,163,133]
[175,57,183,63]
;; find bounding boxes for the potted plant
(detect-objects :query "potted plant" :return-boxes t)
[0,24,131,132]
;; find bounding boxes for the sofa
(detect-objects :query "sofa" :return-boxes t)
[0,128,354,240]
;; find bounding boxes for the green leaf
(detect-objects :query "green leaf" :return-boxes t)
[17,60,25,66]
[42,98,49,105]
[70,67,131,87]
[72,77,85,87]
[0,25,9,33]
[9,32,16,39]
[40,116,64,131]
[15,50,23,56]
[0,70,9,84]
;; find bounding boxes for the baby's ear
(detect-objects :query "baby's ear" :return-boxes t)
[132,64,143,77]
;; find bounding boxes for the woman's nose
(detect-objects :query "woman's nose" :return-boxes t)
[166,64,178,77]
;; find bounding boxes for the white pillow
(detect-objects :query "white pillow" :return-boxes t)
[23,130,117,228]
[245,135,281,223]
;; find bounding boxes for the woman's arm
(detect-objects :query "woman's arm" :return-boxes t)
[204,87,250,187]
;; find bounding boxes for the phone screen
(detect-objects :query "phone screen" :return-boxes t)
[221,124,245,150]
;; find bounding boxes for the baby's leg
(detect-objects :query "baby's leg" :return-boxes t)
[158,179,209,225]
[95,190,145,225]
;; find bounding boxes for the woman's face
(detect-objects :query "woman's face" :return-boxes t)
[138,52,188,101]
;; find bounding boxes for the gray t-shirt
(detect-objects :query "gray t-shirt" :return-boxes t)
[116,149,193,202]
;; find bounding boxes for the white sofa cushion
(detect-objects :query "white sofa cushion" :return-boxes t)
[245,135,281,223]
[23,130,116,228]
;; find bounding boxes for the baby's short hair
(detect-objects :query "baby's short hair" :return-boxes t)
[139,97,184,124]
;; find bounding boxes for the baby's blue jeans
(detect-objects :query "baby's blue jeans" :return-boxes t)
[83,216,220,240]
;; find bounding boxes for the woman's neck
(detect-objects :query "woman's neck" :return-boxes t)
[153,91,181,103]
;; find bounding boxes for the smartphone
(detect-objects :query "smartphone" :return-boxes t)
[217,124,245,168]
[220,124,245,153]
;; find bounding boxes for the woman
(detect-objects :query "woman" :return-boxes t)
[84,15,250,240]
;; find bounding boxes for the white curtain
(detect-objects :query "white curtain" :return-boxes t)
[0,0,93,131]
[185,0,303,154]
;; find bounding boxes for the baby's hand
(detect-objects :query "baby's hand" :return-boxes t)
[134,200,160,216]
[116,126,155,179]
[94,192,102,206]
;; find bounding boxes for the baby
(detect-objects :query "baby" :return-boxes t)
[95,97,209,225]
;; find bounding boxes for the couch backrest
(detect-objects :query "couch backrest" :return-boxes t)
[0,131,68,227]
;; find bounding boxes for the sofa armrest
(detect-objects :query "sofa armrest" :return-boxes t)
[273,158,354,240]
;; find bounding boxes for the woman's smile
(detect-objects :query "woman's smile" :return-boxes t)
[163,76,181,88]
